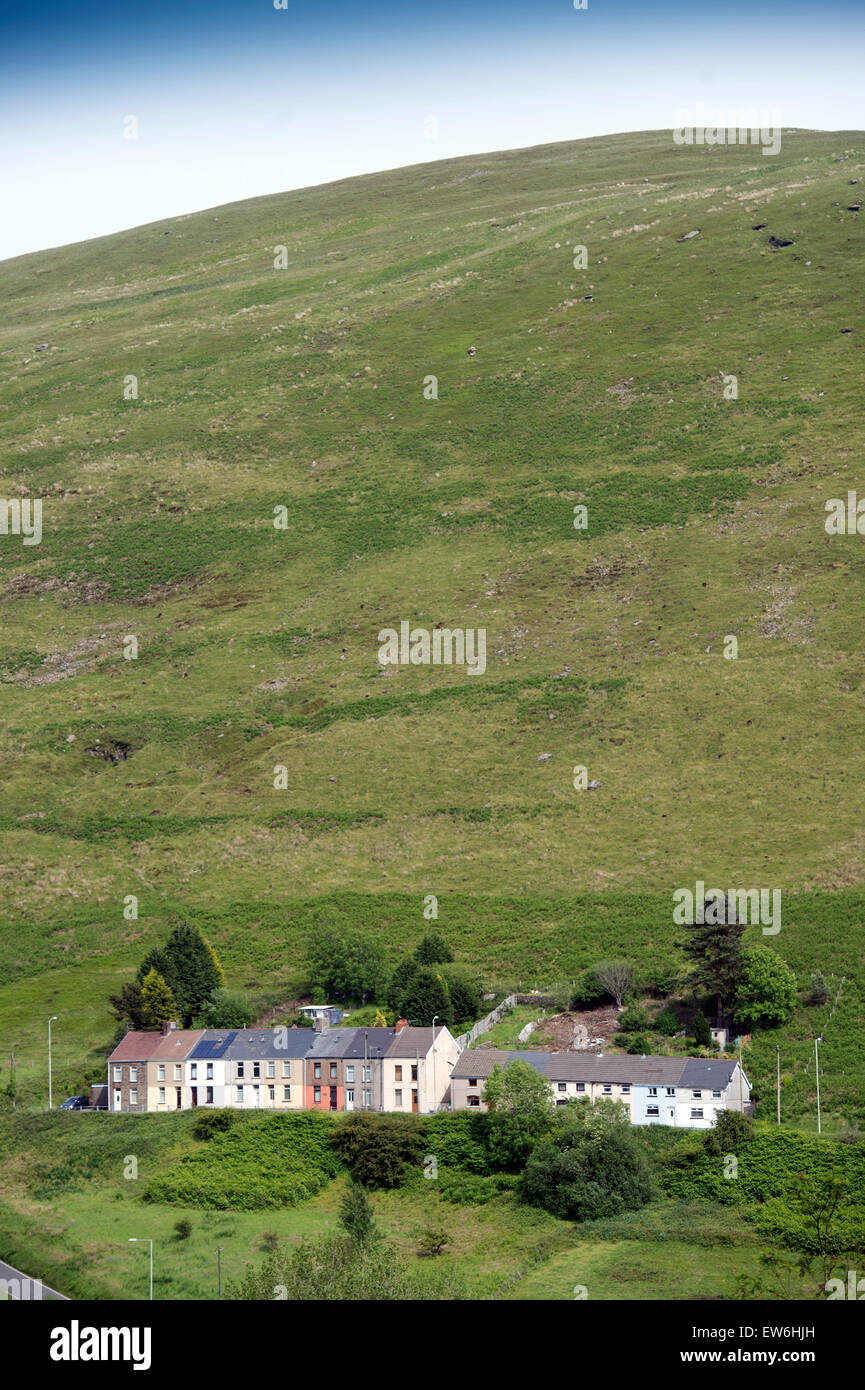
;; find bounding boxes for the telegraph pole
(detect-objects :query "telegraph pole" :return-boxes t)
[776,1045,781,1125]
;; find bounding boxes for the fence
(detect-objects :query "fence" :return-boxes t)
[455,994,517,1051]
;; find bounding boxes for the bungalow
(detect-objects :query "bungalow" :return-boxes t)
[382,1023,460,1114]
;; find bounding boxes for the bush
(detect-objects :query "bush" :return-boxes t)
[261,1231,280,1252]
[418,1225,450,1256]
[805,973,831,1007]
[331,1113,427,1189]
[192,1108,239,1141]
[653,1006,679,1036]
[693,1009,712,1048]
[413,933,454,966]
[626,1033,650,1055]
[196,988,255,1029]
[228,1233,464,1301]
[338,1179,380,1246]
[571,968,608,1009]
[703,1109,755,1155]
[736,947,797,1029]
[520,1107,653,1222]
[174,1218,192,1240]
[423,1111,492,1175]
[618,1005,650,1033]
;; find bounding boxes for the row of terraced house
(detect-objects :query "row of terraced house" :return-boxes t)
[106,1021,751,1128]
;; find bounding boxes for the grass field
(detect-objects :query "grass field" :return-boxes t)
[1,127,864,1296]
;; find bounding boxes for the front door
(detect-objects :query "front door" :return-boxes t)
[114,1089,122,1111]
[412,1089,418,1113]
[175,1087,182,1109]
[329,1085,337,1111]
[190,1087,198,1108]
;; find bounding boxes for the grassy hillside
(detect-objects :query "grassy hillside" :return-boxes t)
[1,129,864,1120]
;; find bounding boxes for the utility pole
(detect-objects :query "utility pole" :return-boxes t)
[48,1016,58,1111]
[217,1245,222,1300]
[431,1016,438,1114]
[815,1036,822,1135]
[776,1045,781,1125]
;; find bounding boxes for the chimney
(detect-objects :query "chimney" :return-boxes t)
[396,1018,408,1033]
[314,1016,327,1033]
[161,1020,179,1036]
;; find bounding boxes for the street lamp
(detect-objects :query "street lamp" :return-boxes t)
[128,1238,153,1300]
[48,1017,58,1111]
[815,1036,823,1135]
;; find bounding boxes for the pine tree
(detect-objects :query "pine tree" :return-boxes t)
[413,932,454,966]
[159,923,222,1025]
[400,967,453,1028]
[681,898,744,1021]
[140,969,177,1029]
[693,1008,712,1048]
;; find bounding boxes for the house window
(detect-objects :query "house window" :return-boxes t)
[253,1062,261,1079]
[346,1065,355,1083]
[237,1086,244,1104]
[314,1086,321,1103]
[158,1086,165,1104]
[394,1089,402,1106]
[330,1063,337,1080]
[364,1090,371,1108]
[157,1064,165,1081]
[602,1085,612,1095]
[692,1090,702,1099]
[268,1086,275,1102]
[557,1082,567,1092]
[647,1105,659,1117]
[174,1065,181,1081]
[237,1062,245,1079]
[130,1088,138,1105]
[363,1066,370,1082]
[411,1066,418,1081]
[206,1063,213,1080]
[648,1087,658,1097]
[130,1066,138,1082]
[283,1061,291,1078]
[556,1099,568,1106]
[621,1085,630,1095]
[113,1066,122,1082]
[267,1061,275,1079]
[283,1085,291,1102]
[468,1096,480,1108]
[468,1078,478,1088]
[691,1108,704,1120]
[712,1089,721,1099]
[575,1082,585,1092]
[206,1087,213,1104]
[190,1064,197,1080]
[666,1087,675,1096]
[314,1063,321,1080]
[394,1065,402,1082]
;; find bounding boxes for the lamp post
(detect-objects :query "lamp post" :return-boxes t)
[48,1016,58,1111]
[815,1036,822,1135]
[431,1016,438,1114]
[128,1238,153,1300]
[217,1245,222,1300]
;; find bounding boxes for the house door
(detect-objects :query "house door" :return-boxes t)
[252,1086,260,1108]
[668,1108,675,1123]
[329,1085,338,1111]
[345,1089,355,1111]
[412,1089,418,1113]
[190,1087,198,1108]
[114,1089,122,1111]
[175,1087,182,1109]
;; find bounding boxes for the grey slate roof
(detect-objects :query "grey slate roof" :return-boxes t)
[306,1027,395,1060]
[680,1058,739,1089]
[450,1049,550,1081]
[451,1049,708,1087]
[222,1028,315,1061]
[385,1026,444,1058]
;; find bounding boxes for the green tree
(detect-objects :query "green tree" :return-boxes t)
[736,947,797,1028]
[139,968,177,1029]
[626,1032,650,1055]
[196,988,255,1029]
[338,1180,380,1247]
[228,1233,464,1301]
[418,1224,450,1256]
[401,967,453,1028]
[305,926,388,1005]
[805,973,831,1007]
[174,1217,192,1240]
[592,960,636,1009]
[681,898,744,1020]
[653,1005,679,1036]
[0,1067,17,1112]
[703,1108,755,1155]
[520,1101,653,1221]
[413,932,454,966]
[482,1060,555,1169]
[386,956,419,1014]
[618,1005,650,1033]
[438,964,484,1025]
[109,981,148,1030]
[137,924,223,1026]
[331,1113,427,1189]
[693,1008,712,1048]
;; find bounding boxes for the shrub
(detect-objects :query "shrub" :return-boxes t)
[703,1109,755,1155]
[261,1231,280,1252]
[331,1113,426,1189]
[174,1218,192,1240]
[626,1033,650,1055]
[338,1180,380,1246]
[419,1225,450,1256]
[653,1006,679,1036]
[196,988,255,1029]
[805,973,831,1007]
[520,1107,653,1222]
[228,1233,464,1301]
[571,968,608,1009]
[693,1009,712,1048]
[618,1005,650,1033]
[413,933,454,966]
[192,1108,239,1141]
[735,947,797,1028]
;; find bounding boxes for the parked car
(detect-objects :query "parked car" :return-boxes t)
[60,1095,89,1110]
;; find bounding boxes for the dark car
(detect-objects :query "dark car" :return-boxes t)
[60,1095,89,1110]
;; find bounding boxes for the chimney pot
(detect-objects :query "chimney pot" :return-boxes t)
[396,1018,408,1033]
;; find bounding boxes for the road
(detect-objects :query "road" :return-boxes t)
[0,1255,68,1300]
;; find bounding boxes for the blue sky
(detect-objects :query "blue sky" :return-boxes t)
[0,0,862,260]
